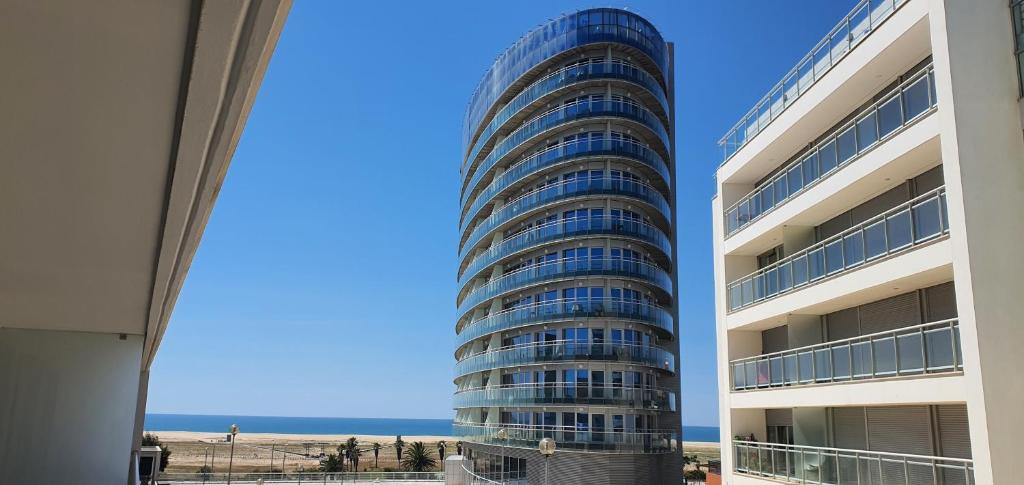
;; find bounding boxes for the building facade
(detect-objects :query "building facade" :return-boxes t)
[454,8,681,484]
[713,1,1024,484]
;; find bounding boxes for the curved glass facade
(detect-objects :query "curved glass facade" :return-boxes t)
[455,8,678,466]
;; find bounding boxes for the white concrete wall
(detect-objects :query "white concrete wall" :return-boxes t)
[0,328,143,485]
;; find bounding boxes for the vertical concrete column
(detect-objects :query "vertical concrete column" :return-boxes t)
[928,1,1024,483]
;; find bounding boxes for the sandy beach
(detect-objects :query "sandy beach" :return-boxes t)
[149,430,720,474]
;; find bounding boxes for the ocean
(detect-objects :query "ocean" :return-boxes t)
[145,414,720,443]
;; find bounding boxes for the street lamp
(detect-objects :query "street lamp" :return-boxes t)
[538,438,555,485]
[227,424,239,485]
[495,428,508,484]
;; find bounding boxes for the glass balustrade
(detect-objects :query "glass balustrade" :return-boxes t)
[734,441,974,485]
[460,177,670,259]
[462,98,670,199]
[459,216,672,285]
[454,341,675,377]
[461,138,670,223]
[725,66,937,236]
[454,422,677,454]
[465,60,669,169]
[727,187,948,312]
[455,298,673,349]
[719,0,907,162]
[464,9,668,150]
[457,258,671,319]
[453,384,675,410]
[731,319,961,391]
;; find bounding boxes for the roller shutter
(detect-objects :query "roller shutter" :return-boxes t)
[867,406,933,484]
[936,404,972,485]
[765,408,793,427]
[925,282,958,321]
[831,407,867,449]
[761,325,788,354]
[825,307,860,341]
[859,291,922,334]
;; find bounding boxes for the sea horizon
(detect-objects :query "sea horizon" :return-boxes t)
[145,413,720,443]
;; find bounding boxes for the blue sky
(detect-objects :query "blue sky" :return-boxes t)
[147,0,858,427]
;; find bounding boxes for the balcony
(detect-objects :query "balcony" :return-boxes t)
[453,341,676,378]
[461,138,670,227]
[458,216,672,284]
[731,319,961,391]
[718,0,909,163]
[455,298,673,350]
[457,258,672,320]
[460,176,671,259]
[463,60,669,172]
[454,422,677,454]
[724,65,937,237]
[453,384,675,411]
[727,187,948,313]
[733,441,974,484]
[462,98,669,199]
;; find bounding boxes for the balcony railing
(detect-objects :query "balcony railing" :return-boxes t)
[454,340,675,377]
[461,137,670,227]
[718,0,908,163]
[157,471,445,483]
[724,66,937,236]
[454,422,678,454]
[453,384,675,411]
[727,187,948,313]
[460,176,670,258]
[734,441,974,485]
[457,257,672,319]
[458,215,672,284]
[731,319,962,391]
[462,98,670,200]
[455,298,673,349]
[464,60,669,169]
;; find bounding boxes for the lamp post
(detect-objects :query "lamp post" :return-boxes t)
[538,438,555,485]
[495,428,507,484]
[227,424,239,485]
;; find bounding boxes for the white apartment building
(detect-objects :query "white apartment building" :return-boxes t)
[712,1,1024,484]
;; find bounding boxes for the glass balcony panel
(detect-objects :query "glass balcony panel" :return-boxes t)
[783,74,798,108]
[765,269,778,297]
[770,88,784,118]
[756,359,770,386]
[830,22,851,60]
[761,184,775,211]
[877,94,903,138]
[856,111,878,149]
[769,356,784,385]
[903,74,932,120]
[886,210,913,249]
[773,177,787,205]
[897,332,924,373]
[729,284,741,311]
[744,362,757,389]
[813,42,831,76]
[836,126,857,165]
[792,255,809,286]
[873,337,897,375]
[741,278,753,306]
[954,325,963,369]
[843,232,865,267]
[778,261,793,292]
[802,152,819,187]
[814,349,832,381]
[818,140,838,175]
[850,3,870,41]
[824,239,844,274]
[749,193,762,219]
[786,165,803,195]
[783,354,799,384]
[808,248,825,280]
[912,197,943,241]
[924,327,955,371]
[850,341,873,377]
[798,351,814,383]
[797,59,813,92]
[752,274,764,301]
[832,344,851,379]
[864,220,888,259]
[737,202,750,227]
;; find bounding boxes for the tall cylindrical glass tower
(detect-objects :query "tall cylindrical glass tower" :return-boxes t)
[454,8,680,484]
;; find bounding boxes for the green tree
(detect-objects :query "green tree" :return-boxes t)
[393,435,405,462]
[372,442,381,468]
[342,437,360,472]
[141,433,171,471]
[400,442,436,472]
[319,453,342,472]
[437,440,447,460]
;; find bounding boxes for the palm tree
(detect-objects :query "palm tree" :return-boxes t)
[319,453,341,473]
[393,435,405,462]
[341,437,359,472]
[372,442,381,468]
[401,441,437,472]
[437,440,447,460]
[456,441,463,455]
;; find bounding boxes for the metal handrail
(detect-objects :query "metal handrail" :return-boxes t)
[454,421,678,454]
[723,65,936,236]
[718,0,908,163]
[727,186,948,312]
[453,340,676,377]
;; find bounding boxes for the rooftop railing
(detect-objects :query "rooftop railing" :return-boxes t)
[460,176,670,258]
[457,257,672,319]
[454,422,678,454]
[455,298,673,349]
[733,440,974,485]
[718,0,908,163]
[724,65,936,237]
[157,471,445,483]
[453,383,675,410]
[454,340,675,377]
[730,319,961,391]
[727,187,948,313]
